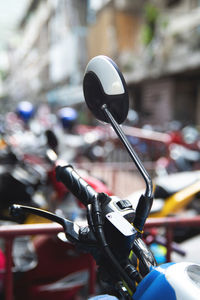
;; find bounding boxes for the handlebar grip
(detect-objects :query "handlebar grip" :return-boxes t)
[56,165,97,206]
[134,194,153,233]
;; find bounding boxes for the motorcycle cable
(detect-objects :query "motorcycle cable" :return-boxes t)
[91,192,142,295]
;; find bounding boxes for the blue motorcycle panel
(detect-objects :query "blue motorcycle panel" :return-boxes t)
[133,263,176,300]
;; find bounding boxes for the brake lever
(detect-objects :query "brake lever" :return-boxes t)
[10,204,86,244]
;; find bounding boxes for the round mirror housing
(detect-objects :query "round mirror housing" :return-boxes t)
[83,56,129,124]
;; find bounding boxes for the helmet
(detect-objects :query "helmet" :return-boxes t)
[58,107,77,130]
[16,101,35,123]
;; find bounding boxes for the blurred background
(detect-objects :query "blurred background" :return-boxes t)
[0,0,199,193]
[0,0,199,128]
[0,0,200,206]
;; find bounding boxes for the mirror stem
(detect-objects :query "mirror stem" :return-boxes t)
[101,104,153,199]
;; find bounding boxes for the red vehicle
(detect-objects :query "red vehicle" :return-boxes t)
[13,234,96,300]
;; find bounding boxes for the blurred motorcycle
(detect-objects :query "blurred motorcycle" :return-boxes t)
[0,131,112,300]
[155,143,200,176]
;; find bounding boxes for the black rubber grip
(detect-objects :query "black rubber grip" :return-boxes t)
[56,165,97,206]
[134,194,153,233]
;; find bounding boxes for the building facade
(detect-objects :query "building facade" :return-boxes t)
[2,0,200,127]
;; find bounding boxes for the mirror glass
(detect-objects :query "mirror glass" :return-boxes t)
[83,56,129,124]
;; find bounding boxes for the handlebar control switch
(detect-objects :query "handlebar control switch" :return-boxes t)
[106,212,135,236]
[105,211,137,258]
[116,199,132,210]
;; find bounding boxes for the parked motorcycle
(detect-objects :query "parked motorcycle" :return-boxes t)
[2,165,110,300]
[128,169,200,218]
[155,143,200,176]
[0,145,47,223]
[127,168,200,244]
[10,56,200,299]
[0,132,98,299]
[0,135,112,300]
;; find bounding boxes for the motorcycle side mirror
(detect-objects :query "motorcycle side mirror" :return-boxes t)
[83,56,153,233]
[45,129,58,152]
[83,55,129,124]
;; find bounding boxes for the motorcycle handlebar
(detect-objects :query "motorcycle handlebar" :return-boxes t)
[56,165,97,206]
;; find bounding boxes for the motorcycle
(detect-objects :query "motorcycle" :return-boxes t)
[10,55,200,299]
[151,170,200,217]
[127,169,200,219]
[0,130,112,299]
[0,126,65,224]
[0,145,47,223]
[127,168,200,243]
[155,143,200,176]
[0,163,111,300]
